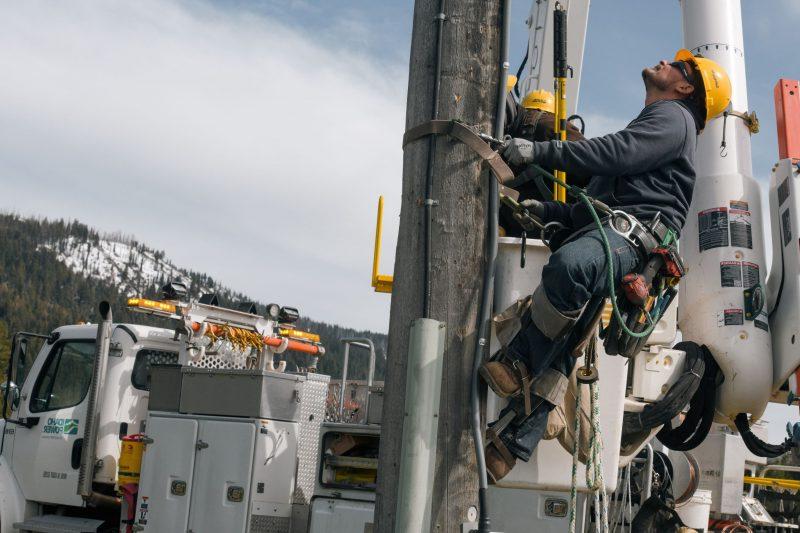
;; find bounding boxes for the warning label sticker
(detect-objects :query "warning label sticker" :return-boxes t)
[729,206,753,249]
[720,261,742,287]
[782,208,792,247]
[755,311,769,332]
[742,262,759,288]
[699,207,729,251]
[723,308,744,326]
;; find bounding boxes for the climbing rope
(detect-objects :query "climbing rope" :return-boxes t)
[568,380,582,533]
[587,380,609,533]
[568,375,609,533]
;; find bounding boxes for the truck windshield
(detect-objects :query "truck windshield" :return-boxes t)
[29,340,95,413]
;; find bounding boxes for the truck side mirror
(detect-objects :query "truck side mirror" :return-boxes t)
[16,338,27,376]
[8,337,28,388]
[8,334,46,391]
[1,381,20,410]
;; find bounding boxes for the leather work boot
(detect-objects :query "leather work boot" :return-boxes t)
[485,442,516,483]
[479,360,524,398]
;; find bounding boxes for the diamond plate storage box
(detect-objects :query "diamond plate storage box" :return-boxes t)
[179,368,305,422]
[293,373,329,507]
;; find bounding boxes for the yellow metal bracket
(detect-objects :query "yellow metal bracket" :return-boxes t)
[728,110,760,134]
[744,475,800,490]
[372,196,393,293]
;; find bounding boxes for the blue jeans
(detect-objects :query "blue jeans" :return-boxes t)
[497,224,641,461]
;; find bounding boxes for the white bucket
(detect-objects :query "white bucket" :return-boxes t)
[675,489,712,530]
[487,237,626,493]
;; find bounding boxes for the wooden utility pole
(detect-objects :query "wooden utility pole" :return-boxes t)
[375,1,503,532]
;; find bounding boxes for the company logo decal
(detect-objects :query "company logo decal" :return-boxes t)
[42,418,79,437]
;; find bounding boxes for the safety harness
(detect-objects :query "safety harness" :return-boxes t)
[602,212,685,358]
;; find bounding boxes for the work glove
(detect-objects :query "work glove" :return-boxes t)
[502,137,536,166]
[519,198,545,219]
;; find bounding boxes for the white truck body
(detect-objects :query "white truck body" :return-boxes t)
[3,324,179,508]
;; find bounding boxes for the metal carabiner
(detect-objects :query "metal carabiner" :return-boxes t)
[609,210,638,241]
[541,221,565,249]
[609,209,655,252]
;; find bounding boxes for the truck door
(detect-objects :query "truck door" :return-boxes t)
[11,339,95,506]
[1,332,48,459]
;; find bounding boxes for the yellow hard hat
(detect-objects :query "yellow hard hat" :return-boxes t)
[521,89,555,113]
[506,74,518,93]
[674,48,731,122]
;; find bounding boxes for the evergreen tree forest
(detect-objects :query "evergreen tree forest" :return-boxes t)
[0,213,386,382]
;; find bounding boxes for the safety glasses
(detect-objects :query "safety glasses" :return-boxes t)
[670,61,694,85]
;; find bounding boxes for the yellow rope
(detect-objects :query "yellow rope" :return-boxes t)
[204,324,265,351]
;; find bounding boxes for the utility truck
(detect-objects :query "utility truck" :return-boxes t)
[0,285,382,532]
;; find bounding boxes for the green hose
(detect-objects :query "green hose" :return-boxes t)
[526,164,660,339]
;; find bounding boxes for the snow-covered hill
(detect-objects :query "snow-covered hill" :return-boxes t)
[40,236,222,299]
[2,213,387,380]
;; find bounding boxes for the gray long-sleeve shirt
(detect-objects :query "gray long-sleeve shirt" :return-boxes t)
[536,99,698,235]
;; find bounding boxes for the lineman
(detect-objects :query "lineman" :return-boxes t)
[482,49,731,481]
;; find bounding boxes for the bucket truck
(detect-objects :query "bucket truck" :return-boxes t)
[2,0,800,532]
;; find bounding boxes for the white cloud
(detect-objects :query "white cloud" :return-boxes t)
[0,0,405,332]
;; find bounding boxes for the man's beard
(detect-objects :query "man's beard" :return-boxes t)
[642,68,666,91]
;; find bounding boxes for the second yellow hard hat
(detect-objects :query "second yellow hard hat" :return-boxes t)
[521,89,555,114]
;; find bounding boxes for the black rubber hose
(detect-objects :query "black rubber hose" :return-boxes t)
[423,0,447,318]
[769,217,786,319]
[513,40,528,98]
[735,413,795,458]
[505,92,519,134]
[623,341,705,433]
[567,114,585,135]
[656,346,718,451]
[673,382,716,451]
[657,389,707,448]
[470,1,511,531]
[658,376,714,451]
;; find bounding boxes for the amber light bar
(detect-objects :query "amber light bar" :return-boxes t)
[127,297,177,315]
[278,328,321,344]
